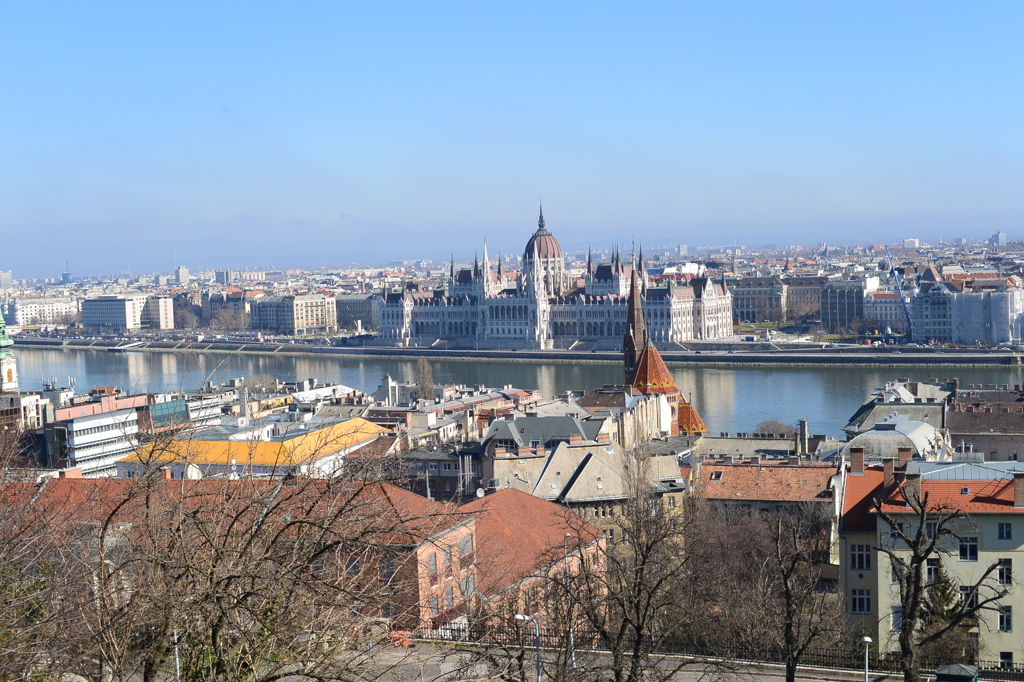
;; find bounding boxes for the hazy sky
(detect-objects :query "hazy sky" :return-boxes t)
[3,2,1024,277]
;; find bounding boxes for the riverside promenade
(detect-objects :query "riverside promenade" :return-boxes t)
[14,336,1024,367]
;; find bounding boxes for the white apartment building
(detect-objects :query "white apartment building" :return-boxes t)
[864,291,911,334]
[54,408,140,477]
[82,294,174,331]
[7,297,81,325]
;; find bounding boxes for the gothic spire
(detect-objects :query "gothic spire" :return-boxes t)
[624,268,647,383]
[538,201,545,230]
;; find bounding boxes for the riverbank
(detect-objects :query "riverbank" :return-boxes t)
[14,337,1023,367]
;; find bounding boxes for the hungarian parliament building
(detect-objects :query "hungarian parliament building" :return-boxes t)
[378,209,733,350]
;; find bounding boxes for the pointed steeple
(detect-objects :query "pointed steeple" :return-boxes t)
[538,201,545,230]
[497,252,504,279]
[450,254,455,280]
[587,245,594,276]
[624,268,647,383]
[473,251,480,278]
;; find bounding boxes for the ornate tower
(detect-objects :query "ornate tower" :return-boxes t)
[0,317,18,393]
[623,269,647,383]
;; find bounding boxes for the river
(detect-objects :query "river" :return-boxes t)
[15,348,1024,438]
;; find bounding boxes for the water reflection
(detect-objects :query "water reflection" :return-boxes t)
[15,348,1024,438]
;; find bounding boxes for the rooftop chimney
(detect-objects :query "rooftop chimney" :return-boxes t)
[517,446,532,457]
[883,458,896,490]
[723,455,734,464]
[788,455,800,466]
[749,456,761,466]
[568,434,583,444]
[904,472,921,504]
[596,432,611,443]
[897,448,913,469]
[850,447,865,475]
[494,446,506,457]
[58,468,82,479]
[1015,472,1024,509]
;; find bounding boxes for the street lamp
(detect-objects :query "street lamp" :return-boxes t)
[862,636,872,682]
[563,533,576,668]
[515,614,541,682]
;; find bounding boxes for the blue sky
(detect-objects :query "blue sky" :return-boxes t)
[3,2,1023,277]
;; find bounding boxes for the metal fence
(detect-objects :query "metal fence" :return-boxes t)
[416,624,1024,681]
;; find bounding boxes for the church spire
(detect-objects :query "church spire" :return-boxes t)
[623,268,647,383]
[538,200,545,230]
[587,245,594,276]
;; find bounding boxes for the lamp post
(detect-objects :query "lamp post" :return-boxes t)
[862,636,872,682]
[515,614,541,682]
[563,533,576,668]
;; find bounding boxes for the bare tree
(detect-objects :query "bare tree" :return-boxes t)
[876,484,1009,682]
[759,504,847,682]
[416,357,434,403]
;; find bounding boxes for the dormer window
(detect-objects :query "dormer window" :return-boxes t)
[961,487,970,495]
[710,471,723,481]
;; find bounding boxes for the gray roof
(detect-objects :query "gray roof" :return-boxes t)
[844,403,944,436]
[483,415,603,449]
[908,460,1024,480]
[841,413,948,460]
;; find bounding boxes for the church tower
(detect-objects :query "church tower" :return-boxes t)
[0,317,18,393]
[624,269,646,383]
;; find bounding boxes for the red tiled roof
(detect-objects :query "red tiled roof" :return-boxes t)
[841,466,885,533]
[877,479,1024,515]
[458,488,601,597]
[697,462,837,503]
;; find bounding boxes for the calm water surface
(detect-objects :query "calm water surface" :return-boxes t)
[17,348,1024,439]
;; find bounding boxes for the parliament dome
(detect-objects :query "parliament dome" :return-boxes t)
[524,206,563,261]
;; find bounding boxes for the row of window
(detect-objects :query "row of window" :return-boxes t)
[856,546,1013,586]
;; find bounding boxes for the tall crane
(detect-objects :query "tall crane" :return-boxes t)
[884,245,914,340]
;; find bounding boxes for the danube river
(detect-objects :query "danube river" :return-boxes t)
[16,347,1024,438]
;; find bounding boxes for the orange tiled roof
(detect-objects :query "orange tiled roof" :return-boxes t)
[877,479,1024,515]
[678,401,707,435]
[631,343,678,395]
[841,466,885,533]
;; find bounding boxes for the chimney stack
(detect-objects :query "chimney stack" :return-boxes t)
[568,434,583,444]
[1014,472,1024,509]
[58,468,83,479]
[850,447,865,475]
[897,448,913,469]
[749,456,761,466]
[883,458,896,490]
[723,455,734,465]
[904,472,921,504]
[517,446,532,457]
[788,455,800,466]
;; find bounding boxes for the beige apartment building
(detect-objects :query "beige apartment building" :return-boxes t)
[841,456,1024,667]
[251,294,337,335]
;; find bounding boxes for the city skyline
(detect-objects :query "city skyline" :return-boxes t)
[4,2,1024,277]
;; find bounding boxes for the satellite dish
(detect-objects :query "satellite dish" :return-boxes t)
[476,488,485,498]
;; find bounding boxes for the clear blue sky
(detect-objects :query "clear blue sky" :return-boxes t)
[3,2,1023,277]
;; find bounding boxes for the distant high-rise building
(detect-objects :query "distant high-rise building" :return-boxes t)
[902,238,920,249]
[954,237,968,247]
[990,231,1008,247]
[0,271,12,289]
[678,244,688,256]
[176,266,191,285]
[61,270,73,284]
[215,269,237,285]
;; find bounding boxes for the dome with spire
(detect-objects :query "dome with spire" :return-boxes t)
[523,204,563,261]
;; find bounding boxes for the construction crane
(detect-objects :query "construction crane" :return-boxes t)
[884,245,914,341]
